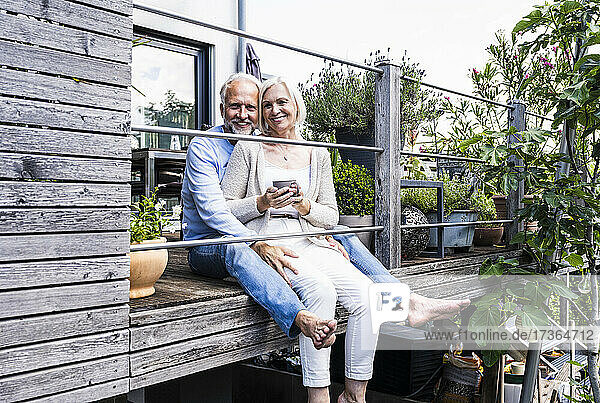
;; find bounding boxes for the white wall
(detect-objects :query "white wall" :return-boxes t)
[134,0,240,124]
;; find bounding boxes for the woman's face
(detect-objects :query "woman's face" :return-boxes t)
[262,83,297,135]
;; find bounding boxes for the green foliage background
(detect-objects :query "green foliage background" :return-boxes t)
[332,161,374,216]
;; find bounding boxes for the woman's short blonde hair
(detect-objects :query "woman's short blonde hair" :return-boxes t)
[258,76,306,133]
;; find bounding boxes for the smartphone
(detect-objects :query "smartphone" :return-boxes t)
[272,180,299,196]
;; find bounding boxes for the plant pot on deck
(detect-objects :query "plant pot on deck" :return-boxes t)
[334,127,375,175]
[338,214,374,249]
[129,237,168,299]
[426,210,477,249]
[473,226,504,246]
[492,195,507,220]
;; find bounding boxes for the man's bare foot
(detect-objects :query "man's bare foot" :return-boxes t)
[295,310,337,349]
[408,293,470,327]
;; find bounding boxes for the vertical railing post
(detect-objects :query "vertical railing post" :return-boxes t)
[374,62,403,269]
[506,100,526,244]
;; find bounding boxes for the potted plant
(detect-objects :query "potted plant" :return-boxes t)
[471,190,504,246]
[332,160,374,248]
[301,50,440,175]
[400,176,480,250]
[129,188,169,299]
[300,60,376,172]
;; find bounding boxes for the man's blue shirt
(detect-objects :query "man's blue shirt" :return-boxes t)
[181,125,256,240]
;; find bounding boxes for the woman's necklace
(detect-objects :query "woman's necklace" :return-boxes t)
[274,144,289,161]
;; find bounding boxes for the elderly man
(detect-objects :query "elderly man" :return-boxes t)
[182,73,469,354]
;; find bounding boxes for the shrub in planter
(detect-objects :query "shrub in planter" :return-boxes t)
[332,161,374,247]
[300,51,441,173]
[129,188,169,299]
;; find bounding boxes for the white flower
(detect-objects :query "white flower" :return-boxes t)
[172,205,182,216]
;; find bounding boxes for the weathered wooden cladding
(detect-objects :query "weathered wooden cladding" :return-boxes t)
[0,125,131,159]
[0,329,129,377]
[130,294,254,326]
[0,153,130,182]
[0,98,129,134]
[0,232,129,262]
[130,338,295,390]
[130,322,284,376]
[0,279,129,319]
[0,256,129,290]
[0,181,130,207]
[0,12,130,63]
[0,40,130,86]
[130,304,272,350]
[0,306,129,348]
[0,355,129,402]
[69,0,133,16]
[0,69,130,112]
[0,0,131,399]
[26,378,130,403]
[0,207,129,234]
[1,0,133,40]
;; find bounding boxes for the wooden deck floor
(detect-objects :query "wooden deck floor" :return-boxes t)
[127,245,524,390]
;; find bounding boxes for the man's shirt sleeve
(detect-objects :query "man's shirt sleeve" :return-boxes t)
[185,141,256,239]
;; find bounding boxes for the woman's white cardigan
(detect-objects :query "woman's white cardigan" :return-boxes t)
[221,140,339,238]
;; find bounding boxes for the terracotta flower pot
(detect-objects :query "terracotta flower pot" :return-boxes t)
[473,226,504,246]
[129,237,168,299]
[491,195,507,220]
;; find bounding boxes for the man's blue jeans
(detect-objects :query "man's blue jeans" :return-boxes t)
[188,242,305,338]
[332,231,401,284]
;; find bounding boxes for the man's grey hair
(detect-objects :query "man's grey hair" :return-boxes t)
[219,73,261,104]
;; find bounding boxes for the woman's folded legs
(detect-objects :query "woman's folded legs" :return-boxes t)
[284,241,378,393]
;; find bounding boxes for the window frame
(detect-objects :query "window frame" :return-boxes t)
[132,27,212,129]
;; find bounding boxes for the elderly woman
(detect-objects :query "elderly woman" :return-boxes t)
[222,76,376,403]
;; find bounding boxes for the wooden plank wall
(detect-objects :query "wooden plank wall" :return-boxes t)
[0,0,132,401]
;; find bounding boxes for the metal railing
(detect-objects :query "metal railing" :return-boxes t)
[130,226,383,251]
[132,125,384,153]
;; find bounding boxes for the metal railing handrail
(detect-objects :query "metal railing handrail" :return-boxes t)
[132,124,385,153]
[133,2,383,74]
[130,226,384,251]
[399,149,484,163]
[397,74,513,110]
[400,219,512,230]
[134,125,489,163]
[524,111,554,122]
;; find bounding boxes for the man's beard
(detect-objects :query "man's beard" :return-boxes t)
[224,119,254,135]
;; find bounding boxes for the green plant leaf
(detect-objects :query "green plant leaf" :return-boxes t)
[561,81,589,106]
[573,54,600,72]
[482,349,505,367]
[509,231,526,244]
[565,253,584,267]
[560,1,581,14]
[517,305,549,329]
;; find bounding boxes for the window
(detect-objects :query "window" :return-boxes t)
[131,30,210,150]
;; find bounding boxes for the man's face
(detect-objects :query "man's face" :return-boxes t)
[220,79,259,135]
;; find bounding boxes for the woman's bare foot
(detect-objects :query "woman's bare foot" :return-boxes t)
[408,293,470,327]
[337,378,368,403]
[295,310,337,349]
